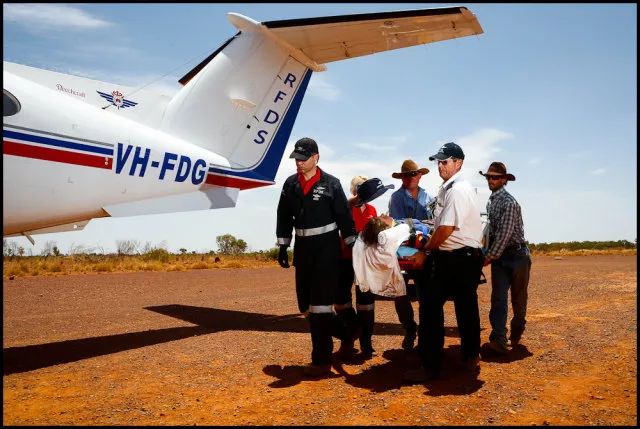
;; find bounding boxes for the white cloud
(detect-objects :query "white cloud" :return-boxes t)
[450,128,514,187]
[519,188,636,243]
[3,4,113,30]
[353,136,407,152]
[307,74,341,101]
[590,168,606,175]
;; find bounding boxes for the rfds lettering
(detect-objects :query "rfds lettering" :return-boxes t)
[114,143,207,185]
[253,72,297,145]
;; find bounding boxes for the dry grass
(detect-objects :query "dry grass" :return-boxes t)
[3,253,279,278]
[3,248,635,279]
[533,248,637,257]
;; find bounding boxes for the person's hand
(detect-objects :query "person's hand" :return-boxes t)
[483,256,492,266]
[278,245,290,268]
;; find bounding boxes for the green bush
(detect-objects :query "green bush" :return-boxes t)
[264,247,280,260]
[142,248,171,263]
[216,234,248,255]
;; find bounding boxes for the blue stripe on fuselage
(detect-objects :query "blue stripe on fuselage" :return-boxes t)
[3,129,114,156]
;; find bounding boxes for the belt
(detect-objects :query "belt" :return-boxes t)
[435,246,481,255]
[503,243,527,254]
[295,222,337,237]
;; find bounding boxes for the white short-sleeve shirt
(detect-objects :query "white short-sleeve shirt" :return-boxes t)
[434,171,483,250]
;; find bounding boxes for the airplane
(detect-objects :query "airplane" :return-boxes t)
[3,6,483,244]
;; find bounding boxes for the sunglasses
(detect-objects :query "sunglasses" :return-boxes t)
[436,157,456,165]
[402,171,420,177]
[485,174,505,181]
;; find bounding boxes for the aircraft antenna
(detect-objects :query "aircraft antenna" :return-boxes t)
[101,46,219,110]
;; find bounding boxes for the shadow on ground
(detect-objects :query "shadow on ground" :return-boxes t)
[480,342,534,363]
[263,344,488,396]
[3,304,450,375]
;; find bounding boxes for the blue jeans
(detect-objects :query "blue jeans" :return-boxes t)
[489,247,532,342]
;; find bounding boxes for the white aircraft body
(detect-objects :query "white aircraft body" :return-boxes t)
[3,7,483,243]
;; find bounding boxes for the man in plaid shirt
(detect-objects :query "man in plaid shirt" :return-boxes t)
[480,162,532,354]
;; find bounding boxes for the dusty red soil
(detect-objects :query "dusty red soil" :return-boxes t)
[2,255,637,425]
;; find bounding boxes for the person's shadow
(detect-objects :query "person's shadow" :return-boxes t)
[480,342,534,363]
[262,340,484,396]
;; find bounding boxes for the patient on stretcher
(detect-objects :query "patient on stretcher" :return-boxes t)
[352,215,431,297]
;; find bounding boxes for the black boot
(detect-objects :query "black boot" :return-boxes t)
[308,312,334,368]
[333,307,358,360]
[395,295,417,351]
[358,309,376,358]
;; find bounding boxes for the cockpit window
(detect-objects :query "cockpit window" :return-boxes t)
[3,89,21,116]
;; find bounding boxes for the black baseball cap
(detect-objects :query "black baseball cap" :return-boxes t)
[428,142,465,161]
[289,137,318,161]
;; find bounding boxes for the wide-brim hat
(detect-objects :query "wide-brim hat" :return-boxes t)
[355,178,395,207]
[479,161,516,181]
[391,159,429,179]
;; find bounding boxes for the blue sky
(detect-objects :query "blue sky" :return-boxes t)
[3,3,637,254]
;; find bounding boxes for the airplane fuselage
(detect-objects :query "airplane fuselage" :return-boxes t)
[3,70,231,235]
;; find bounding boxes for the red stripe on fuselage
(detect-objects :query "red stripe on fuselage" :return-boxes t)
[3,140,113,169]
[205,173,272,190]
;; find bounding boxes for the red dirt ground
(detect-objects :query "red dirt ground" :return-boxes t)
[2,254,636,425]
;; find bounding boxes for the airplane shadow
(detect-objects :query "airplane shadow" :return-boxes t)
[3,304,452,375]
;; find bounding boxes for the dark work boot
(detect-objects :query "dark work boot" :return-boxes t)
[334,306,359,361]
[395,295,417,351]
[308,312,334,368]
[357,309,376,358]
[333,306,359,342]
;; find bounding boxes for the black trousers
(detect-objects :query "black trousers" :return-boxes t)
[335,258,375,345]
[293,233,341,365]
[418,247,484,370]
[293,234,340,313]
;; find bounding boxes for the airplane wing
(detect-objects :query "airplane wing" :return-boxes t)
[261,6,483,64]
[4,219,93,242]
[180,6,482,84]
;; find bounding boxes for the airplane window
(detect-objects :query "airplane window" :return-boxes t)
[3,89,21,116]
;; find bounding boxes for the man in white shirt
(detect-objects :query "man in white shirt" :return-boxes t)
[404,142,484,382]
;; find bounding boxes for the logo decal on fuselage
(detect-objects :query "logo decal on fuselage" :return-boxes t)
[97,90,138,109]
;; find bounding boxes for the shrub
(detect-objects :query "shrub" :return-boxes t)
[143,249,171,263]
[222,261,244,269]
[191,261,210,269]
[94,262,113,272]
[264,247,280,260]
[48,263,63,273]
[216,234,248,255]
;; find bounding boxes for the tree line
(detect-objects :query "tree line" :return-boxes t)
[527,239,636,252]
[3,236,636,258]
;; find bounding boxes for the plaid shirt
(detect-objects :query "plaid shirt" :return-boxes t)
[486,186,526,259]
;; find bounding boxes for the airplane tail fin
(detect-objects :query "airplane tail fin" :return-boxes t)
[160,7,482,190]
[160,15,314,190]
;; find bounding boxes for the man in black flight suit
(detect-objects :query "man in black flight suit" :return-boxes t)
[276,137,357,377]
